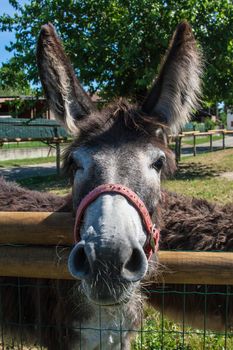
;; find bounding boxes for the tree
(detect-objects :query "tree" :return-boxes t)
[0,0,233,107]
[0,57,32,95]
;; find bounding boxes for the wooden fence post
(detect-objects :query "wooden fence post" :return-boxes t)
[178,136,182,162]
[193,134,196,156]
[175,136,182,163]
[175,136,179,162]
[56,142,61,176]
[210,133,213,152]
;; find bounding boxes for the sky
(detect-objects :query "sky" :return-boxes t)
[0,0,29,67]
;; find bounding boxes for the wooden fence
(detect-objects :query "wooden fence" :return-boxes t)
[173,129,233,161]
[1,211,233,285]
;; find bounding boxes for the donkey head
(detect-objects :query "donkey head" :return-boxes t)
[37,22,202,306]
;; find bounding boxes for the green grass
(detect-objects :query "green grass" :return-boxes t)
[179,148,233,172]
[132,308,233,350]
[18,174,71,195]
[0,156,56,167]
[163,149,233,205]
[182,135,223,146]
[1,141,48,149]
[164,177,233,204]
[1,140,71,149]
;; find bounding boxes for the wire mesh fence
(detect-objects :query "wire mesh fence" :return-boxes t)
[0,277,232,350]
[1,211,233,349]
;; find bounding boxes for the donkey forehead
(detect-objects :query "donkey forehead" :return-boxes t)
[72,143,165,166]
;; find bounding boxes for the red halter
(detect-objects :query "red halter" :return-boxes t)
[74,184,160,260]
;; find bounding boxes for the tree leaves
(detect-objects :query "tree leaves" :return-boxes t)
[0,0,233,107]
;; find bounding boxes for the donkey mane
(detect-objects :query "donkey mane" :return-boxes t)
[75,98,168,137]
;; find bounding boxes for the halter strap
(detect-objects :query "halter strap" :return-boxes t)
[74,184,160,260]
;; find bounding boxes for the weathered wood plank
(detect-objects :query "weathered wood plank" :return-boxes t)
[0,212,74,245]
[1,245,233,285]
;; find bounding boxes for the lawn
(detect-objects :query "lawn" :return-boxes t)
[1,141,48,149]
[0,156,56,167]
[163,148,233,205]
[18,174,70,195]
[182,134,223,146]
[1,141,71,149]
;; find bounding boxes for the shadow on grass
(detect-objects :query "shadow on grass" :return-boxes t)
[0,163,23,168]
[181,145,225,155]
[17,174,70,193]
[173,162,221,180]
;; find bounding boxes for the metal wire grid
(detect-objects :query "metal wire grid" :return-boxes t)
[0,278,232,350]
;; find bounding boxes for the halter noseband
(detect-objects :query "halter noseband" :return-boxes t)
[74,184,160,260]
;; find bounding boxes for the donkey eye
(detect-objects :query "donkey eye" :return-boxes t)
[151,156,165,172]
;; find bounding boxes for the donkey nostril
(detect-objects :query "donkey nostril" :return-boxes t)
[121,248,148,282]
[68,244,90,279]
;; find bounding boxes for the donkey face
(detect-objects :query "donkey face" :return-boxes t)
[37,22,202,305]
[67,138,166,305]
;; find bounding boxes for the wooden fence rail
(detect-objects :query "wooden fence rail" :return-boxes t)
[0,211,74,245]
[1,212,233,285]
[172,129,233,161]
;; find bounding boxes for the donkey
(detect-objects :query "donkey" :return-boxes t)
[0,21,202,349]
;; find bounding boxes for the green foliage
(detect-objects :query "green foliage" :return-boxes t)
[4,98,35,117]
[195,123,206,132]
[132,307,233,349]
[0,0,233,105]
[0,59,41,117]
[0,58,32,95]
[204,117,216,131]
[219,111,227,127]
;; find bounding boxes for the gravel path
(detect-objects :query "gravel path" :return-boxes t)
[219,172,233,180]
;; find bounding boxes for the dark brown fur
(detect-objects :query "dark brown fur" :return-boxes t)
[148,191,233,331]
[0,178,76,349]
[160,191,233,252]
[0,177,70,212]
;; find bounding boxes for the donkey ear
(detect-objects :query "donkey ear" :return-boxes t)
[142,21,203,133]
[37,23,96,134]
